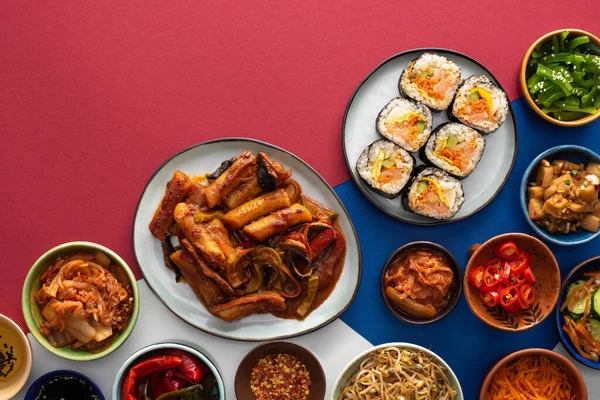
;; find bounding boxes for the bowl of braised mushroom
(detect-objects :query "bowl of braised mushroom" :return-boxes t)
[521,145,600,246]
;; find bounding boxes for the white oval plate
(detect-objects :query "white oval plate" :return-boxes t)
[133,138,362,341]
[343,48,518,225]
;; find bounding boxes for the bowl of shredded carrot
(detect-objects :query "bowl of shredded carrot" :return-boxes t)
[480,348,587,400]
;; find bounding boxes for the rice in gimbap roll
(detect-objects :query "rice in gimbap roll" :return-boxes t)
[356,139,415,198]
[451,74,508,133]
[403,167,464,220]
[376,97,433,152]
[423,123,485,178]
[399,53,461,111]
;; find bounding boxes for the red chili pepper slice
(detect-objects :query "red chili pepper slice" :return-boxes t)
[486,257,504,270]
[499,262,511,284]
[479,290,500,308]
[504,260,523,276]
[494,241,520,261]
[482,264,501,291]
[523,267,536,283]
[499,285,519,310]
[507,273,525,288]
[516,250,532,269]
[469,266,485,289]
[518,284,536,309]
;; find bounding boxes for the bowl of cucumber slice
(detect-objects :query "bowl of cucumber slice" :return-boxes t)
[556,254,600,369]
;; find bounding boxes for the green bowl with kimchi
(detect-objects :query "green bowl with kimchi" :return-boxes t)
[22,241,140,361]
[557,255,600,369]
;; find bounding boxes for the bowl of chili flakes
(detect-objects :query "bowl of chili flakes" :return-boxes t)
[234,341,325,400]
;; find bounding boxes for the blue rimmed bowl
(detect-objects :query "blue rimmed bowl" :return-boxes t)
[556,255,600,369]
[520,145,600,246]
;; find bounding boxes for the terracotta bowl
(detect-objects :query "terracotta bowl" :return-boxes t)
[480,348,587,400]
[464,233,560,332]
[520,28,600,127]
[235,341,325,400]
[380,241,462,324]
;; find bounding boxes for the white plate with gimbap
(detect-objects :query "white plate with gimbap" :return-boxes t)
[343,48,517,224]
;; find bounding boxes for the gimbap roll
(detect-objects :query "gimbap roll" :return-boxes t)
[376,97,433,152]
[356,139,415,198]
[399,53,461,111]
[423,123,485,178]
[403,167,464,220]
[450,75,509,133]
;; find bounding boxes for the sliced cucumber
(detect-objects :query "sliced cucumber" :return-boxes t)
[466,92,480,102]
[416,180,429,195]
[593,288,600,316]
[381,158,395,169]
[565,280,588,316]
[416,121,426,133]
[446,134,459,148]
[587,318,600,342]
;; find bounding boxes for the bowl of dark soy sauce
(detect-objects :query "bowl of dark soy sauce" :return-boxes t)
[25,370,104,400]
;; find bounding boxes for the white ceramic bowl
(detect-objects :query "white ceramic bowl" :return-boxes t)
[112,342,225,399]
[331,342,463,400]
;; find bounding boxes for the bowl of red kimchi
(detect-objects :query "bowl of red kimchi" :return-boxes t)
[22,241,139,361]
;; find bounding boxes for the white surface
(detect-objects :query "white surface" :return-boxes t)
[14,280,373,400]
[343,50,517,224]
[12,281,600,399]
[553,342,600,396]
[133,139,361,340]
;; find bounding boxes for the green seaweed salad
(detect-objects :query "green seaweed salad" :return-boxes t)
[526,30,600,121]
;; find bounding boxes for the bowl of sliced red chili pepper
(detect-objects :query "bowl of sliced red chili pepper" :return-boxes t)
[464,233,561,332]
[112,342,225,400]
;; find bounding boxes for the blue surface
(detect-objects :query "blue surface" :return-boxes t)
[335,98,600,400]
[556,256,600,370]
[520,145,600,246]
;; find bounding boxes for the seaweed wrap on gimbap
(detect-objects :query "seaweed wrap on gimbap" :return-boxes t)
[423,122,485,178]
[450,74,508,133]
[376,97,433,152]
[399,53,461,111]
[356,139,415,198]
[403,167,464,220]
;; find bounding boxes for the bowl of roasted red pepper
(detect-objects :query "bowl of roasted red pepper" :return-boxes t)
[112,342,224,400]
[464,233,561,332]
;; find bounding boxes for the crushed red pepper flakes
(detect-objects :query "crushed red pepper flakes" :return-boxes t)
[250,353,311,400]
